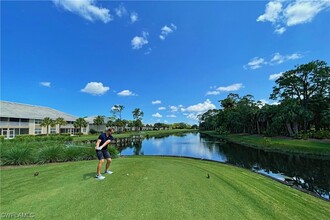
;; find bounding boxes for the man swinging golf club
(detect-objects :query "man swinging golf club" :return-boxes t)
[95,128,115,180]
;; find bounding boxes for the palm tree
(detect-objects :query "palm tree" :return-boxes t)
[73,118,88,135]
[111,105,125,120]
[93,116,105,131]
[40,117,54,136]
[132,108,144,131]
[55,117,67,134]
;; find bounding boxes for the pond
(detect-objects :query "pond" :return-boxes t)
[119,132,330,200]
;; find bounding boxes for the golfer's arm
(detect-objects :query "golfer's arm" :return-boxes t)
[96,139,101,147]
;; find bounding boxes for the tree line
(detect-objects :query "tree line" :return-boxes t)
[199,60,330,139]
[40,105,194,135]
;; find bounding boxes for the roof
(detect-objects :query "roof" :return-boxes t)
[0,101,77,121]
[84,116,110,124]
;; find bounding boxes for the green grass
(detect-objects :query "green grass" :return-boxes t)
[1,157,329,219]
[201,131,330,157]
[73,129,194,142]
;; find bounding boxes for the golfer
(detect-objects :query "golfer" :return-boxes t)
[95,128,115,180]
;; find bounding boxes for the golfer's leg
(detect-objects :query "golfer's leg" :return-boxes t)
[97,159,104,175]
[105,158,112,171]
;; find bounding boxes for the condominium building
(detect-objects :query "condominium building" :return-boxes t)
[0,101,88,138]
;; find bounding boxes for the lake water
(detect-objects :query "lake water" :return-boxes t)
[120,132,330,200]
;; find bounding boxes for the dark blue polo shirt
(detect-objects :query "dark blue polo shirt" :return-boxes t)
[98,133,114,150]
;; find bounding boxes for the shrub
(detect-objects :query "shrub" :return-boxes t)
[80,148,97,160]
[108,147,120,159]
[64,147,83,161]
[89,129,98,135]
[37,146,65,164]
[1,146,35,165]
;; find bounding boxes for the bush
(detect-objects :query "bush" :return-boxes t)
[64,147,84,161]
[1,146,35,165]
[14,134,73,142]
[0,136,4,142]
[80,148,97,160]
[308,130,330,139]
[108,147,120,159]
[37,146,65,164]
[89,129,98,135]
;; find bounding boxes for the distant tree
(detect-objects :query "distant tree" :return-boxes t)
[111,105,125,120]
[106,116,116,128]
[191,124,198,129]
[73,118,88,135]
[270,60,330,133]
[55,117,67,134]
[40,117,55,136]
[132,108,144,131]
[93,116,105,131]
[132,108,144,120]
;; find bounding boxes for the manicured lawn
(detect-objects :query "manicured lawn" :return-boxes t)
[201,131,330,156]
[1,157,329,219]
[73,129,194,142]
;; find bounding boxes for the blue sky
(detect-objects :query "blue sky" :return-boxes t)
[2,0,330,125]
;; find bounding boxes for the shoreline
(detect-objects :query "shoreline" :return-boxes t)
[200,131,330,159]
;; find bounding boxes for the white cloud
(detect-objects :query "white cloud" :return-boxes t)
[274,26,286,34]
[187,113,199,121]
[81,82,109,95]
[257,99,280,107]
[284,1,329,26]
[257,0,330,34]
[217,83,244,92]
[152,100,161,105]
[185,99,216,113]
[159,23,177,40]
[245,57,267,69]
[158,107,166,110]
[270,52,303,64]
[169,106,179,112]
[166,114,177,118]
[115,5,127,17]
[269,72,283,80]
[206,91,220,96]
[152,113,162,118]
[40,82,51,87]
[144,48,152,55]
[246,52,303,70]
[117,90,137,96]
[257,0,283,23]
[130,12,138,23]
[52,0,112,23]
[131,32,149,49]
[207,83,244,95]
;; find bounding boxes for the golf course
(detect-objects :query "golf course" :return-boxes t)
[1,156,329,219]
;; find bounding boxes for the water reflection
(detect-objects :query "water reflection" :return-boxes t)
[119,132,330,200]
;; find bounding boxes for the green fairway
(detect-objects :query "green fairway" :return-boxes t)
[1,157,329,219]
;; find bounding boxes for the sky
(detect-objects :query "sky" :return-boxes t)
[1,0,330,125]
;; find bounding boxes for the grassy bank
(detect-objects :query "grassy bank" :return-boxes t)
[201,131,330,156]
[1,157,329,219]
[73,129,194,142]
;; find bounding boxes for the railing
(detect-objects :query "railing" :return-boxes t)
[0,122,29,127]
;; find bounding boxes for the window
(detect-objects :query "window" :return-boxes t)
[35,128,42,134]
[35,119,42,125]
[9,129,15,138]
[20,128,29,135]
[9,118,19,122]
[50,128,56,134]
[0,117,8,122]
[21,119,29,122]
